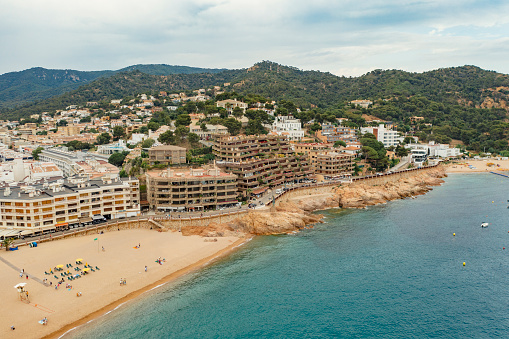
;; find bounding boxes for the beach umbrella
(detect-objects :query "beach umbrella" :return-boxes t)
[56,264,64,269]
[76,258,83,263]
[82,268,90,273]
[14,283,27,289]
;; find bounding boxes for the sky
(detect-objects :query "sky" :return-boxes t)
[1,0,509,76]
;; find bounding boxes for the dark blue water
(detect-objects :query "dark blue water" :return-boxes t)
[68,173,509,338]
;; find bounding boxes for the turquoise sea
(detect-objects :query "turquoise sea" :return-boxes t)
[68,173,509,338]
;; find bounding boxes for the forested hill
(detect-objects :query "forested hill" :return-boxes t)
[0,64,227,110]
[2,61,509,120]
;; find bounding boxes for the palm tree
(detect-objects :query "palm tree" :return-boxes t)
[2,237,14,251]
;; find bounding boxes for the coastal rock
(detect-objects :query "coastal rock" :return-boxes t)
[182,208,323,237]
[182,167,446,237]
[334,168,445,208]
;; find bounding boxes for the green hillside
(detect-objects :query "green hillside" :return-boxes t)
[0,64,227,109]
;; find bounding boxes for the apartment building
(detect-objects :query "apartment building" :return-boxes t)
[146,166,238,212]
[39,148,110,177]
[189,123,228,140]
[213,135,313,196]
[321,124,358,144]
[216,99,248,114]
[350,100,373,108]
[148,145,187,165]
[58,125,81,136]
[0,176,140,236]
[360,124,403,148]
[315,152,355,179]
[271,116,304,141]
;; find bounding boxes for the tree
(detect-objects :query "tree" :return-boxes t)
[96,132,111,145]
[395,145,409,157]
[80,116,92,123]
[334,140,347,147]
[232,106,244,118]
[310,122,322,132]
[200,123,208,132]
[188,133,200,146]
[175,114,191,127]
[32,147,43,160]
[119,169,128,177]
[57,119,68,127]
[222,118,242,135]
[138,126,149,134]
[403,136,415,144]
[112,126,125,140]
[2,237,14,251]
[36,130,48,135]
[108,151,129,167]
[175,126,189,141]
[158,130,175,145]
[141,138,155,148]
[147,121,160,132]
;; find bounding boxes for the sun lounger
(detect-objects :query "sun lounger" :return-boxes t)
[95,266,100,270]
[54,275,58,279]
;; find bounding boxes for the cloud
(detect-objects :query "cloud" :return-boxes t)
[1,0,509,76]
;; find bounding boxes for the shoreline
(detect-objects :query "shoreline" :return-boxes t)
[43,236,250,339]
[445,159,509,173]
[1,166,448,338]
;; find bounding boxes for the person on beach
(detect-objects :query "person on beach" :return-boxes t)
[145,266,147,272]
[26,274,28,280]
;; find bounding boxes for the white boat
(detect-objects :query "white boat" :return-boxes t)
[481,222,489,228]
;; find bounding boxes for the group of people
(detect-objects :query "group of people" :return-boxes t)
[156,257,166,265]
[119,278,127,286]
[19,269,28,280]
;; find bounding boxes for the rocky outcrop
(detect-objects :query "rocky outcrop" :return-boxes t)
[182,203,323,237]
[182,168,446,237]
[333,168,445,208]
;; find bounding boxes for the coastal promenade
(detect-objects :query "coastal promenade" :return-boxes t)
[3,163,443,250]
[7,164,442,249]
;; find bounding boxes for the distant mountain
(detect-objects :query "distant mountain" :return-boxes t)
[118,64,227,76]
[2,61,509,121]
[0,64,227,110]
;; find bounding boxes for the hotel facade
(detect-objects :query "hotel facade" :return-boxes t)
[213,135,313,196]
[146,166,238,212]
[0,176,140,237]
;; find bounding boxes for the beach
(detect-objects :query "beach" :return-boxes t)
[0,229,245,339]
[446,159,509,173]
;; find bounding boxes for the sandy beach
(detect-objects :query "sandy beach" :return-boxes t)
[0,229,245,339]
[446,159,509,173]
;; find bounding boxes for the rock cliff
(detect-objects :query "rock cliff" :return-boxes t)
[182,167,446,237]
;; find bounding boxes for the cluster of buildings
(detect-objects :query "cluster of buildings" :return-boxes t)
[0,92,465,238]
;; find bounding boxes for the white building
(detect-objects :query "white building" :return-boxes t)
[360,124,403,148]
[271,116,304,141]
[128,133,148,145]
[406,141,461,159]
[97,140,130,155]
[189,123,228,140]
[216,99,248,114]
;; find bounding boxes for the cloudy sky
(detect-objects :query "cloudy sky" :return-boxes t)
[1,0,509,76]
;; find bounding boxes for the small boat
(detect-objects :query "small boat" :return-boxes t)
[481,222,489,228]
